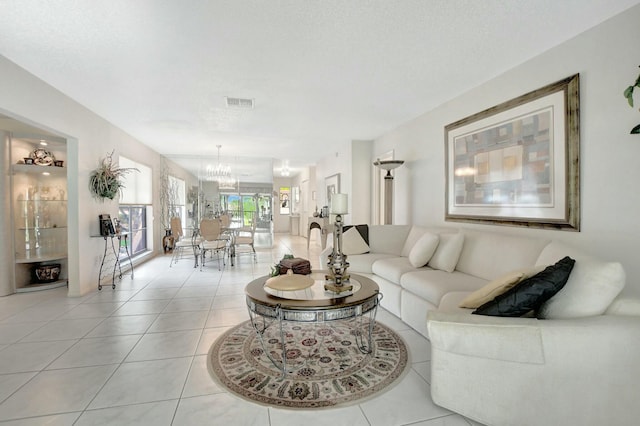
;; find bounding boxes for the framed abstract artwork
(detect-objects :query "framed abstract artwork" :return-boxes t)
[445,74,580,231]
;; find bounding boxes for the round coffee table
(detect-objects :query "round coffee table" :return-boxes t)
[245,271,382,378]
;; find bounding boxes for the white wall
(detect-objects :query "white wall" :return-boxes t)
[315,141,375,227]
[351,140,373,225]
[373,5,640,297]
[291,166,317,238]
[272,176,292,233]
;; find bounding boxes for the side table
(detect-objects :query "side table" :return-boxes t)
[307,216,333,250]
[92,232,134,290]
[245,271,382,378]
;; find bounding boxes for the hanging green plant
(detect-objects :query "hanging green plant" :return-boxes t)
[623,65,640,134]
[89,150,138,201]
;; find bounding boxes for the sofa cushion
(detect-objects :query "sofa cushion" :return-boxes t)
[428,232,464,273]
[459,265,546,309]
[342,225,369,255]
[427,311,545,364]
[408,232,439,268]
[535,240,585,266]
[438,292,476,314]
[538,260,625,319]
[371,257,416,284]
[473,256,575,317]
[456,230,549,281]
[401,269,488,306]
[400,226,452,257]
[342,253,396,274]
[368,225,412,256]
[401,226,430,257]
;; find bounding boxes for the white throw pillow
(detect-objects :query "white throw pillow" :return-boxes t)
[428,233,464,273]
[342,226,370,255]
[538,260,625,319]
[408,232,440,268]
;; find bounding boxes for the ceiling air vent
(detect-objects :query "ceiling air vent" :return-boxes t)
[225,97,254,109]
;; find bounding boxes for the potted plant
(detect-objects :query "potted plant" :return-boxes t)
[623,65,640,134]
[89,150,137,201]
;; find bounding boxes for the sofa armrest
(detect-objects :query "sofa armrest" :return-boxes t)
[427,311,544,364]
[428,310,640,364]
[428,310,640,425]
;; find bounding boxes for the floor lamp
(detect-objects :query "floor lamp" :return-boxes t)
[373,159,404,225]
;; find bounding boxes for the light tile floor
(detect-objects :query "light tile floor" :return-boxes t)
[0,233,484,426]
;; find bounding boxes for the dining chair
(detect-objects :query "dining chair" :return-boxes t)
[170,217,200,268]
[231,214,257,264]
[199,218,227,271]
[218,213,233,243]
[219,213,231,229]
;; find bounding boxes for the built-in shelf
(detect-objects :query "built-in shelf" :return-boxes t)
[17,226,68,231]
[10,133,68,292]
[16,280,68,293]
[15,254,67,263]
[12,164,66,175]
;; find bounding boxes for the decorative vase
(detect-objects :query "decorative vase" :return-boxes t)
[162,231,175,253]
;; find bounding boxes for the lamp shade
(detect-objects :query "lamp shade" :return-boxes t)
[330,193,348,214]
[373,159,404,171]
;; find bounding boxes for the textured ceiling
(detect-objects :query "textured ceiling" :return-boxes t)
[1,0,638,182]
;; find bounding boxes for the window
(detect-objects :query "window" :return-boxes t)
[279,187,290,215]
[119,157,152,255]
[242,195,257,226]
[219,193,270,229]
[118,205,147,256]
[224,194,241,224]
[119,157,152,205]
[220,193,254,226]
[257,194,271,224]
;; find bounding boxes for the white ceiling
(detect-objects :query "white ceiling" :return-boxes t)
[1,0,638,183]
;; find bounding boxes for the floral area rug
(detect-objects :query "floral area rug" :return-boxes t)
[208,318,408,409]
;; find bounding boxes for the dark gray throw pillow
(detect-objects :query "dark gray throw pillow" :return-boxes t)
[473,256,575,317]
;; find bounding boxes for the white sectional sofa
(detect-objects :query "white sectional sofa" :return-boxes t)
[320,224,640,426]
[322,225,556,336]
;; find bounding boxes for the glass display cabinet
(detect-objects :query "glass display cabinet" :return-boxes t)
[10,133,68,292]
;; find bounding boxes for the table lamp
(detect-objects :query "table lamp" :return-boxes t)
[325,193,352,293]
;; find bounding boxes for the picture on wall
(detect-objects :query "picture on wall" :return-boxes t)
[325,173,340,205]
[99,214,116,236]
[445,74,580,231]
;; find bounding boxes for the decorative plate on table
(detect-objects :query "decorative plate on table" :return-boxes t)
[30,148,55,166]
[265,270,314,291]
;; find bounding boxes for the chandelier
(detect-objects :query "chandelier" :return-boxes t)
[205,145,232,182]
[218,174,237,190]
[280,161,290,177]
